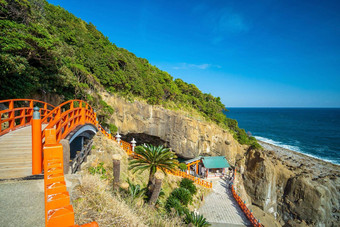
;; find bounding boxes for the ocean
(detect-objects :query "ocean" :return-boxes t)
[226,108,340,165]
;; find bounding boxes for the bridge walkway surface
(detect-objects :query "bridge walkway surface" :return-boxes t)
[199,178,251,227]
[0,126,33,179]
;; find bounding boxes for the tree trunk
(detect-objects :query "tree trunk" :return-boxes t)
[147,169,156,197]
[149,171,164,205]
[112,154,122,190]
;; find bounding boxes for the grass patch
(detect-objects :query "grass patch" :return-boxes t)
[71,133,209,226]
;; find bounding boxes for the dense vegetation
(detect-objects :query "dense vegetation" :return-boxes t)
[0,0,259,148]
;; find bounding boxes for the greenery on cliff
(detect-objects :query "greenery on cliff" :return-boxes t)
[0,0,259,148]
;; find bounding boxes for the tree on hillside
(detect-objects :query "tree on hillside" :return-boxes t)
[128,144,178,197]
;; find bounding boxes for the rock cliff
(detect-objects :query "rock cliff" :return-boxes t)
[100,92,340,226]
[239,142,340,226]
[101,92,247,163]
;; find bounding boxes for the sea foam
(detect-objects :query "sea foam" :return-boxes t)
[255,136,339,165]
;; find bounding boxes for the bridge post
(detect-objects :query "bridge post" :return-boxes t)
[32,107,42,175]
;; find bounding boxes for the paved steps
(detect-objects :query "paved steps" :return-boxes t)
[0,127,33,179]
[199,178,251,227]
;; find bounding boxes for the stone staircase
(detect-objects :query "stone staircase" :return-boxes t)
[0,127,33,179]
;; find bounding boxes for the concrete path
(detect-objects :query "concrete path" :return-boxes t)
[199,178,251,227]
[0,179,44,227]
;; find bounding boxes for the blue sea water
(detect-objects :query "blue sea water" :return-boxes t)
[226,108,340,165]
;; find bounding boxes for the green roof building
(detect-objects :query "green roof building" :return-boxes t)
[185,156,231,179]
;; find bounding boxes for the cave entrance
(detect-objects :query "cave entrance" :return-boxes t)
[120,133,169,147]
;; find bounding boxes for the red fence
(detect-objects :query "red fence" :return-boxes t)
[231,169,263,227]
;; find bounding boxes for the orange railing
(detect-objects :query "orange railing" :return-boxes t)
[231,169,263,227]
[98,129,213,189]
[1,98,212,227]
[0,99,54,136]
[165,169,213,188]
[41,100,97,143]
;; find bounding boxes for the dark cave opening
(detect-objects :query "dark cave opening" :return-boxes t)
[120,133,193,161]
[120,132,169,147]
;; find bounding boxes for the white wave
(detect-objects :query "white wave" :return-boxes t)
[255,136,340,165]
[255,136,301,152]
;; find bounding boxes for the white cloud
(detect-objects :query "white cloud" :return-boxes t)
[172,63,221,70]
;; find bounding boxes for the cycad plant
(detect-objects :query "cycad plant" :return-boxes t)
[184,210,211,227]
[126,178,146,200]
[128,144,178,195]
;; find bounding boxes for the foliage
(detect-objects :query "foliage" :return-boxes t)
[165,196,188,216]
[180,178,197,195]
[128,144,178,179]
[169,187,192,206]
[126,178,146,200]
[88,162,107,180]
[128,144,178,200]
[0,0,260,147]
[184,210,211,227]
[178,163,187,172]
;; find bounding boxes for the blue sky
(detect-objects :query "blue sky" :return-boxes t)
[48,0,340,107]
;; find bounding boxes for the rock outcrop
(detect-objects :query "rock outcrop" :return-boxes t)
[99,92,340,226]
[102,92,246,163]
[240,142,340,226]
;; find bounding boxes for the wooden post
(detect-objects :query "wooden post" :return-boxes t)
[149,171,164,205]
[112,154,122,190]
[32,107,42,175]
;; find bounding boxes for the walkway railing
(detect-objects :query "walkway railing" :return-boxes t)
[231,169,263,227]
[0,99,54,136]
[97,126,213,189]
[1,98,213,227]
[41,100,96,143]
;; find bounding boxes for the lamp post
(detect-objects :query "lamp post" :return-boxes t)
[131,138,136,151]
[115,132,121,143]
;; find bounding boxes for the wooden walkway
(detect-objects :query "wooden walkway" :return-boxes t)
[199,178,251,227]
[0,127,33,179]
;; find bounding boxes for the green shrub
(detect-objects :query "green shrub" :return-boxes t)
[184,210,211,227]
[169,188,192,206]
[88,162,107,180]
[165,196,188,216]
[178,163,187,172]
[126,179,146,200]
[108,123,118,133]
[180,178,197,195]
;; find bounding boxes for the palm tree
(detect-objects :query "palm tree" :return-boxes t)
[128,144,178,195]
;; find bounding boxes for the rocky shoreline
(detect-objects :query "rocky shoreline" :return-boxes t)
[258,140,340,180]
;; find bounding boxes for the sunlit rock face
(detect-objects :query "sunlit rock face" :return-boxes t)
[101,91,340,226]
[102,92,246,163]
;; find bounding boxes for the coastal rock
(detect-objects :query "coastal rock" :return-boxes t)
[102,92,246,163]
[98,91,340,226]
[242,143,340,226]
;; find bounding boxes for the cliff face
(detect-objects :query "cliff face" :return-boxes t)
[100,92,340,226]
[101,92,246,163]
[240,142,340,226]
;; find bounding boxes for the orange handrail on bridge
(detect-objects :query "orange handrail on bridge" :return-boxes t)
[1,98,214,227]
[0,99,54,136]
[41,100,97,143]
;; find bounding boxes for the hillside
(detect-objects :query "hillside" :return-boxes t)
[0,0,258,147]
